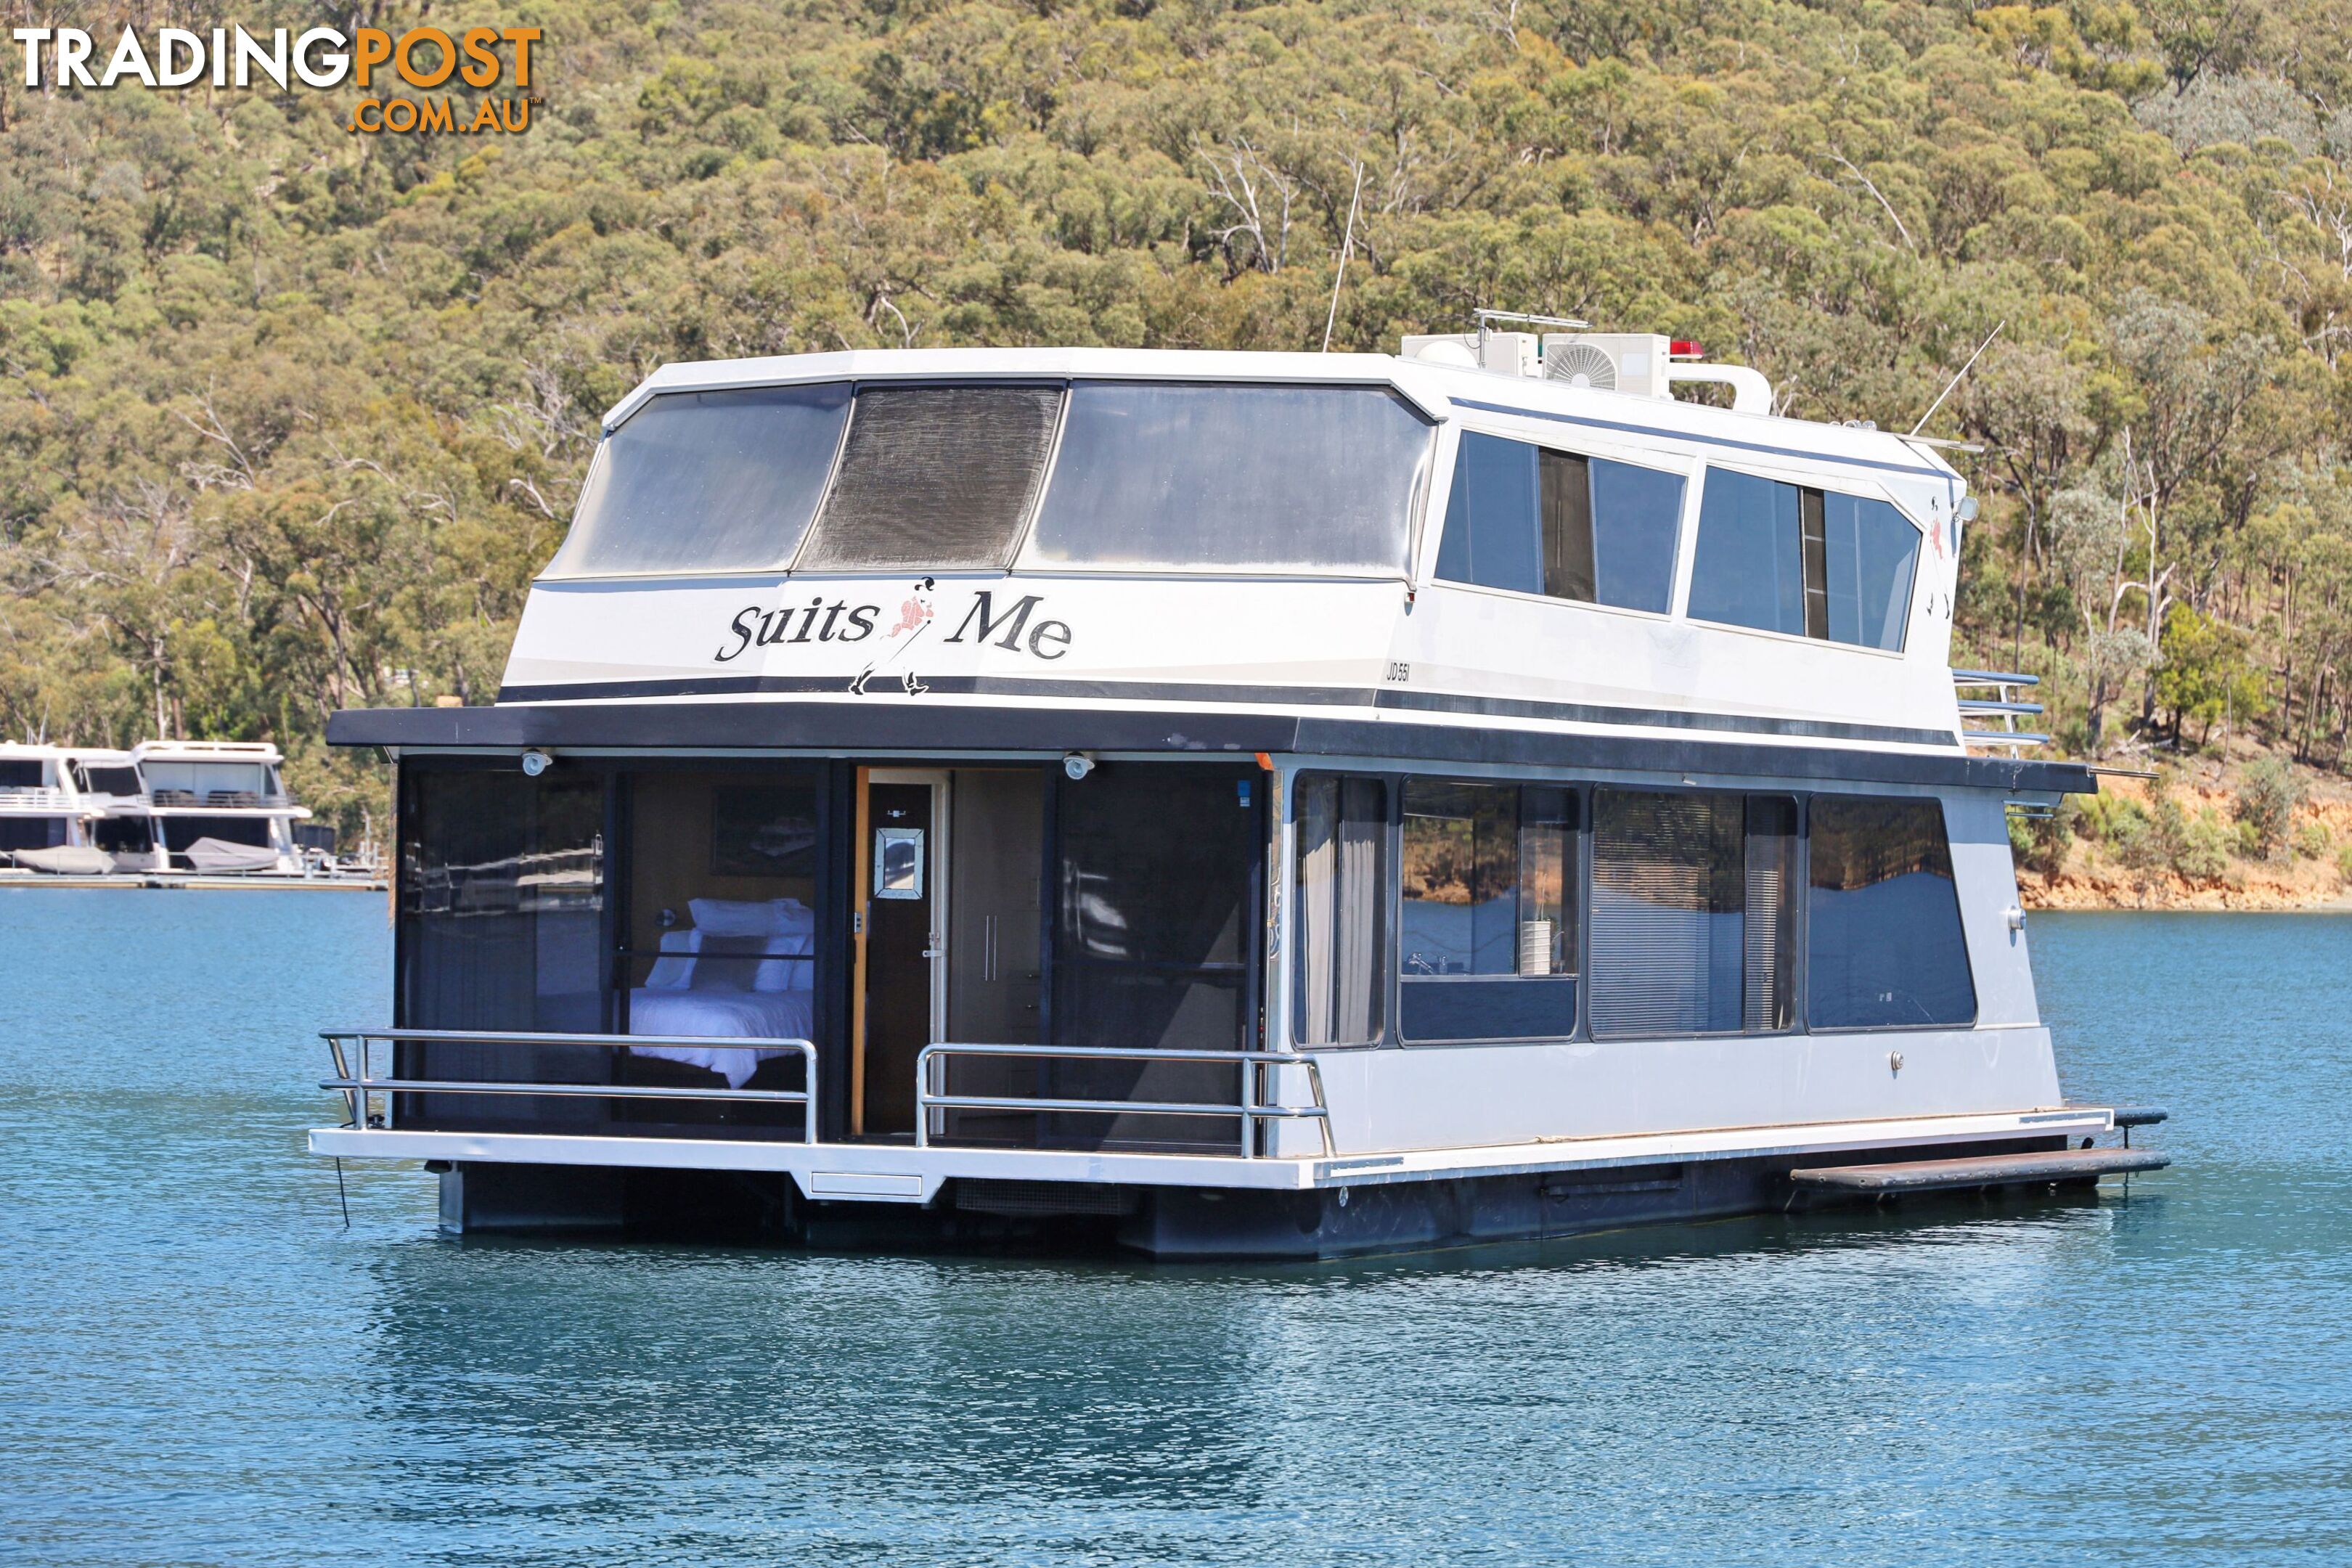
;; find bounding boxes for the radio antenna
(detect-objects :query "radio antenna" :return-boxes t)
[1909,320,2004,437]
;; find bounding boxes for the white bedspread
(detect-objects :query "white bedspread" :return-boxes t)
[627,988,812,1087]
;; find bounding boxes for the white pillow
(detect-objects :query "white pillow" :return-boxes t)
[688,897,781,936]
[642,927,703,989]
[751,929,814,992]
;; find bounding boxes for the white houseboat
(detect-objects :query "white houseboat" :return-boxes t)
[1,738,362,881]
[133,740,315,875]
[0,743,112,873]
[309,328,2165,1257]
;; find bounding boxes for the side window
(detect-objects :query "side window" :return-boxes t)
[1399,780,1579,1042]
[1688,469,1919,650]
[1808,796,1976,1029]
[1437,432,1683,613]
[1294,775,1388,1046]
[1588,791,1796,1038]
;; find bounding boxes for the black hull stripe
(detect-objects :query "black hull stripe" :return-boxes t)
[494,673,1958,750]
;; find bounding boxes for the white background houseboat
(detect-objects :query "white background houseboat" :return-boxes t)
[1,738,372,884]
[311,333,2163,1257]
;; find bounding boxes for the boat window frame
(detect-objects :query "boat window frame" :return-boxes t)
[536,383,859,584]
[785,377,1072,578]
[1392,774,1591,1048]
[539,375,1442,586]
[1583,783,1810,1043]
[1424,422,1698,624]
[1800,790,1979,1034]
[1680,461,1927,656]
[1013,377,1439,581]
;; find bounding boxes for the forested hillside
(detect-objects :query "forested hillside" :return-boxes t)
[7,0,2352,841]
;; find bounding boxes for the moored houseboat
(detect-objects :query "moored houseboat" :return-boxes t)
[1,738,375,884]
[309,329,2165,1257]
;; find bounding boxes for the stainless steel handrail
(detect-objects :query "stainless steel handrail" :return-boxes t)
[1953,669,2046,751]
[914,1042,1334,1159]
[319,1028,817,1144]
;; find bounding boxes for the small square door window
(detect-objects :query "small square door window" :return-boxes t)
[874,828,925,899]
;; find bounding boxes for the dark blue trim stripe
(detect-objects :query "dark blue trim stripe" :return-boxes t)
[1447,398,1952,479]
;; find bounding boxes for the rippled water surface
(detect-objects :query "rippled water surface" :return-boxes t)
[1,893,2346,1565]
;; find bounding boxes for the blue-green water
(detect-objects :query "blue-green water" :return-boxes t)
[1,894,2345,1565]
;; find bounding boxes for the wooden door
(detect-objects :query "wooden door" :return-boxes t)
[856,773,944,1135]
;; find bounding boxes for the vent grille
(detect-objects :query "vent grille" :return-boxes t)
[953,1179,1136,1217]
[1545,341,1618,390]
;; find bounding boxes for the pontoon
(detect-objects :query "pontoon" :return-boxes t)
[309,329,2165,1257]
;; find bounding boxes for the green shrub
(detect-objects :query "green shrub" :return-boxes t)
[2176,807,2234,882]
[2295,820,2332,860]
[2339,844,2352,885]
[2234,758,2308,859]
[2007,800,2077,875]
[2107,798,2159,869]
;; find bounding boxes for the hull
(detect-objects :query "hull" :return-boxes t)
[426,1135,2105,1259]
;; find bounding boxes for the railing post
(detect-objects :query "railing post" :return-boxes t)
[1238,1056,1257,1159]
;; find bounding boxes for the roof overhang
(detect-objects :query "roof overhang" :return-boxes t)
[327,702,2096,795]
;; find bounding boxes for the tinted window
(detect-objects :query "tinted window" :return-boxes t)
[1588,791,1794,1037]
[1689,469,1919,650]
[399,770,608,1131]
[1591,457,1686,611]
[1437,432,1683,612]
[0,759,41,788]
[1027,383,1430,573]
[75,765,143,796]
[798,385,1063,571]
[1808,796,1975,1028]
[1295,775,1387,1046]
[1400,780,1577,1041]
[160,814,271,850]
[549,385,849,576]
[0,815,68,851]
[1688,468,1808,636]
[1050,764,1259,1151]
[1824,493,1919,650]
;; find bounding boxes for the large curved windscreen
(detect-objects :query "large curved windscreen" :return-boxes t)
[547,384,850,576]
[1026,382,1432,573]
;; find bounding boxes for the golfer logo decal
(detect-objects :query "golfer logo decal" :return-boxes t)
[849,577,936,695]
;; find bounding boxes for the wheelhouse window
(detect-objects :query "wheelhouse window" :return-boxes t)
[1436,433,1685,613]
[796,384,1064,571]
[71,763,142,796]
[1294,775,1387,1046]
[547,384,851,576]
[1025,382,1432,573]
[1588,791,1795,1038]
[1400,780,1579,1042]
[1808,796,1976,1029]
[1686,469,1919,650]
[0,759,44,788]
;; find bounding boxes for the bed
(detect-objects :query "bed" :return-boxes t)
[626,897,815,1088]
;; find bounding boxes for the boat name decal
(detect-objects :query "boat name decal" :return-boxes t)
[715,586,1073,671]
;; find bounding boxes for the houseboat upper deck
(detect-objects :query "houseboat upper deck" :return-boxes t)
[310,337,2157,1257]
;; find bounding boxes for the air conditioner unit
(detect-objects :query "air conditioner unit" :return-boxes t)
[1402,330,1541,376]
[1540,332,1671,398]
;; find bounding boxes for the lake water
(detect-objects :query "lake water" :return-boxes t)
[1,893,2345,1566]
